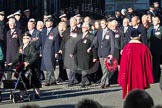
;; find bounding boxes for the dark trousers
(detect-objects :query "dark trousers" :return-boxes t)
[159,68,162,91]
[152,53,161,82]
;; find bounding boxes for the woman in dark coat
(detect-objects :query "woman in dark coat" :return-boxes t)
[10,32,41,100]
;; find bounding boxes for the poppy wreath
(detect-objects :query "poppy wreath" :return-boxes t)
[105,56,118,72]
[14,62,25,78]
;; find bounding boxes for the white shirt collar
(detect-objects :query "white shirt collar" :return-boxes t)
[11,29,15,32]
[29,29,34,35]
[47,27,52,31]
[103,27,108,31]
[133,25,138,29]
[154,25,160,30]
[82,32,88,38]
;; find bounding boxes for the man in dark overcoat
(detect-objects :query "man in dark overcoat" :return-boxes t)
[71,22,97,87]
[59,17,82,86]
[6,18,22,79]
[147,16,162,82]
[39,17,60,86]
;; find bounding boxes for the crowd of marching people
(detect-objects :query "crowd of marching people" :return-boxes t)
[0,1,162,102]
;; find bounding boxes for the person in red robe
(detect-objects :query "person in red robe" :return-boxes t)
[118,28,154,99]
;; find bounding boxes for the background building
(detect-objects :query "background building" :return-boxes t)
[0,0,161,20]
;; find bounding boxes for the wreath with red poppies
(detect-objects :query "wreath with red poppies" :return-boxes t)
[105,56,118,72]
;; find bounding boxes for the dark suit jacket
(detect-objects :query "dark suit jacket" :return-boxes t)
[92,28,115,58]
[59,26,82,70]
[29,29,41,50]
[120,26,132,47]
[72,33,96,70]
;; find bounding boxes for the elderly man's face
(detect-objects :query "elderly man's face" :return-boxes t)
[82,24,89,33]
[9,20,16,29]
[123,19,129,27]
[70,18,77,27]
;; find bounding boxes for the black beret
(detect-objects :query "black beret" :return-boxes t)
[23,32,32,38]
[131,28,140,37]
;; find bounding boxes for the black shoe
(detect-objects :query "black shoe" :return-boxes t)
[100,84,105,89]
[68,83,74,87]
[80,83,86,88]
[80,82,91,88]
[105,84,110,88]
[45,83,50,86]
[34,94,41,100]
[18,96,24,102]
[50,82,57,85]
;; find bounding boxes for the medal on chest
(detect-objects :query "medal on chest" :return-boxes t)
[83,39,87,44]
[70,32,77,38]
[48,32,54,40]
[12,32,18,38]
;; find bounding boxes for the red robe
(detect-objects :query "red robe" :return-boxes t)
[118,43,154,99]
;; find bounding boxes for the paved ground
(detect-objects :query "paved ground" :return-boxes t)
[0,82,162,108]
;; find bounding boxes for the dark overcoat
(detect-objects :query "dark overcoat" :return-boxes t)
[73,33,96,70]
[60,27,81,70]
[40,27,60,71]
[6,29,22,64]
[12,43,41,89]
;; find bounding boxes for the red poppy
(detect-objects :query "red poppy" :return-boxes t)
[105,56,118,72]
